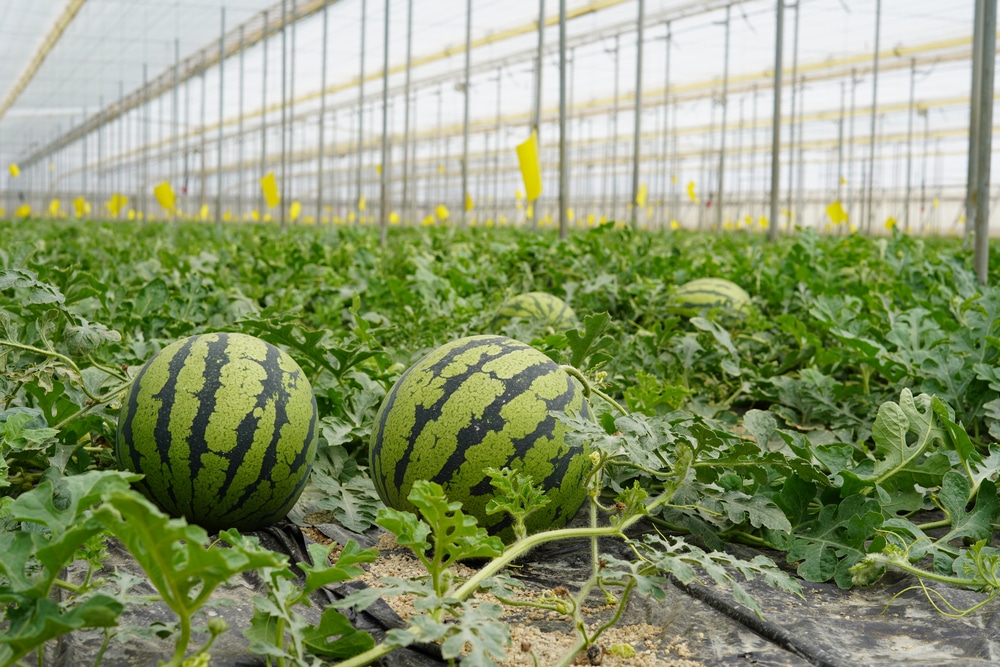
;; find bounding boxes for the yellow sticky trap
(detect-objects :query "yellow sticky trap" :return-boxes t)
[686,181,698,203]
[389,211,400,224]
[825,200,848,225]
[263,213,273,223]
[515,131,543,201]
[375,164,382,175]
[15,204,31,218]
[465,192,474,211]
[884,216,897,230]
[515,189,524,200]
[107,193,128,217]
[154,182,176,212]
[261,172,280,209]
[436,204,450,220]
[199,204,210,221]
[422,215,436,226]
[48,199,61,217]
[8,163,20,178]
[358,195,367,211]
[127,209,136,220]
[933,198,940,209]
[73,197,90,218]
[758,216,769,229]
[671,174,678,184]
[848,223,858,233]
[670,220,680,230]
[525,204,534,220]
[438,164,445,174]
[499,215,508,225]
[635,182,648,207]
[840,176,847,185]
[223,211,233,222]
[250,209,261,222]
[290,200,302,222]
[587,214,595,225]
[566,207,575,222]
[347,211,357,223]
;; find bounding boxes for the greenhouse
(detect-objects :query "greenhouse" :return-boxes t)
[2,1,1000,665]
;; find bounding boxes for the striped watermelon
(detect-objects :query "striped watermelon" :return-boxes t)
[370,335,590,542]
[116,332,318,533]
[492,291,577,331]
[670,278,750,316]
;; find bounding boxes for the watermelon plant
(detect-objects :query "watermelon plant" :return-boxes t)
[491,290,577,331]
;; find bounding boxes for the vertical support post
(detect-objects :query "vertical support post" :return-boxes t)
[865,0,882,233]
[289,0,296,220]
[118,81,124,219]
[200,54,207,217]
[401,0,413,224]
[904,57,916,233]
[767,0,783,242]
[317,1,329,223]
[660,22,671,227]
[494,69,502,224]
[279,0,288,228]
[143,65,149,219]
[920,108,929,233]
[837,79,845,203]
[611,36,620,221]
[714,4,731,232]
[238,24,245,220]
[750,86,758,221]
[784,1,799,229]
[82,107,88,203]
[558,0,567,238]
[379,0,391,244]
[260,11,269,217]
[795,76,805,223]
[847,68,858,225]
[216,7,226,229]
[974,0,995,284]
[461,0,472,227]
[630,0,645,230]
[356,0,366,214]
[533,0,545,136]
[98,96,104,209]
[967,0,985,236]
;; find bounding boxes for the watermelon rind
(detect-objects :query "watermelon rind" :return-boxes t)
[492,291,578,331]
[116,332,318,533]
[370,334,590,542]
[669,277,750,317]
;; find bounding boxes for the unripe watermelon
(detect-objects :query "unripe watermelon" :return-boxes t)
[492,292,577,331]
[670,278,750,316]
[116,332,318,533]
[370,335,590,542]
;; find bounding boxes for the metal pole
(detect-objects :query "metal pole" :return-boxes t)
[768,0,783,242]
[532,0,545,136]
[495,69,502,224]
[289,0,296,219]
[401,0,413,224]
[82,107,88,203]
[317,1,329,223]
[216,7,225,229]
[847,68,858,227]
[865,0,882,233]
[785,1,798,229]
[714,4,731,232]
[461,0,472,227]
[904,57,916,233]
[611,36,620,222]
[630,0,645,230]
[920,108,929,234]
[837,79,845,203]
[750,85,758,221]
[238,24,245,220]
[142,65,149,219]
[260,11,268,217]
[199,55,207,218]
[558,0,567,238]
[280,0,288,228]
[660,22,671,227]
[967,0,985,236]
[379,0,391,243]
[974,0,995,284]
[795,76,805,225]
[357,0,366,213]
[118,81,124,219]
[98,96,104,208]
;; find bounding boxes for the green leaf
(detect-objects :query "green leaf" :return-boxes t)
[565,312,613,368]
[298,540,378,597]
[303,607,375,658]
[406,480,504,565]
[0,595,124,667]
[439,601,509,666]
[133,277,169,318]
[742,409,777,451]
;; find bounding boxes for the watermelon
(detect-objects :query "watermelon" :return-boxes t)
[670,278,750,316]
[492,291,577,331]
[116,332,318,533]
[370,335,589,542]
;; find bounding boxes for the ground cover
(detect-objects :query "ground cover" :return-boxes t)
[3,219,1000,666]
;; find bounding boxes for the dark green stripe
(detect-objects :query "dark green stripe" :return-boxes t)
[184,333,231,517]
[148,336,199,515]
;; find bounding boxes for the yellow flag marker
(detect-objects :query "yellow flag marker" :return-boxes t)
[436,204,450,220]
[438,164,445,174]
[358,195,367,211]
[304,215,316,224]
[375,164,382,175]
[199,203,210,221]
[686,181,699,203]
[635,182,648,207]
[389,211,400,224]
[848,223,858,233]
[223,211,232,222]
[0,208,5,217]
[73,197,90,218]
[566,207,575,222]
[466,192,474,211]
[263,213,273,223]
[348,211,357,223]
[587,214,595,225]
[250,209,261,222]
[499,215,508,225]
[884,216,897,230]
[154,182,176,212]
[825,200,848,225]
[525,203,534,220]
[48,199,61,217]
[260,172,280,209]
[670,220,680,230]
[515,189,524,200]
[8,163,20,178]
[422,215,436,226]
[932,197,940,209]
[758,216,769,229]
[127,209,136,221]
[671,174,678,184]
[840,176,847,185]
[138,212,144,221]
[15,204,31,218]
[290,200,302,222]
[515,131,543,201]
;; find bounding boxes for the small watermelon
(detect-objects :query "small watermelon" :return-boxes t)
[669,278,750,316]
[116,332,318,533]
[492,292,577,331]
[370,335,589,542]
